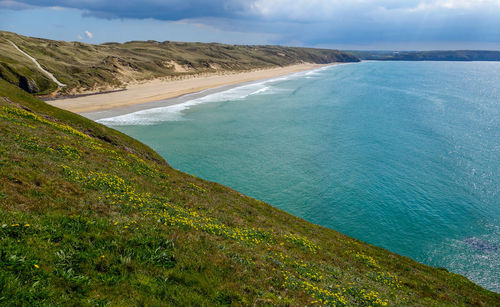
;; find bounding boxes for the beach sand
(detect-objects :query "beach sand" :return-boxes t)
[47,63,332,114]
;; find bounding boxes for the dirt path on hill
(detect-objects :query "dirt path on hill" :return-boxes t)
[8,40,66,87]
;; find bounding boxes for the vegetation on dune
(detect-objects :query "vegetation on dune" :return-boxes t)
[0,31,359,96]
[1,79,499,305]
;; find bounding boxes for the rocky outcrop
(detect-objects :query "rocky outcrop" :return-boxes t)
[18,76,39,93]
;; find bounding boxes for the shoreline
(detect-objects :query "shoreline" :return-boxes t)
[81,81,259,121]
[47,63,336,115]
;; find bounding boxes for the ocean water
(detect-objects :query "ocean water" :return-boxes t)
[98,61,500,292]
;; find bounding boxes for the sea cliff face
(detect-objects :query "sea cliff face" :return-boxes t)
[0,76,499,305]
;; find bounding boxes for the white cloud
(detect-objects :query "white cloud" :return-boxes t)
[77,34,83,40]
[248,0,500,21]
[0,0,35,9]
[48,6,66,11]
[403,0,500,12]
[84,30,93,39]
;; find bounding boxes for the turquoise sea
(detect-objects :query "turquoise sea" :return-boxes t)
[98,61,500,292]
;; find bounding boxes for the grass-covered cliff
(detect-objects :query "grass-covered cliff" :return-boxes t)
[1,79,499,305]
[350,50,500,61]
[0,31,359,96]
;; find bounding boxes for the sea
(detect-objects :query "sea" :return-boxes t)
[96,61,500,292]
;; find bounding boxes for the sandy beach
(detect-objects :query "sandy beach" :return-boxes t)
[47,63,332,113]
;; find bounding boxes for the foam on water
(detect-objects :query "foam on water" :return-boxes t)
[97,65,331,126]
[97,82,272,125]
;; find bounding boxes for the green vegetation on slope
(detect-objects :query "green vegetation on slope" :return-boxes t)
[0,31,359,96]
[0,80,499,306]
[350,50,500,61]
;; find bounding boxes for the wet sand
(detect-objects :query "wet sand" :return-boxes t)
[47,63,333,114]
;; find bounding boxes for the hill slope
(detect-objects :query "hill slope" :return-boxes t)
[351,50,500,61]
[1,80,499,305]
[0,31,359,96]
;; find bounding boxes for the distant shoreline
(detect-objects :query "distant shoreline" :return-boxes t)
[46,63,336,114]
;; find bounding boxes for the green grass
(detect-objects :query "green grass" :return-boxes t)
[350,50,500,61]
[0,79,499,306]
[0,31,359,96]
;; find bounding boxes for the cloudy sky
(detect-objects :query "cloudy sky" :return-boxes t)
[1,0,500,50]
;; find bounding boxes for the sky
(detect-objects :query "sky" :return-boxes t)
[1,0,500,50]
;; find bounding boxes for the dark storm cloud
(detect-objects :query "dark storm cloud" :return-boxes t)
[0,0,251,20]
[2,0,500,48]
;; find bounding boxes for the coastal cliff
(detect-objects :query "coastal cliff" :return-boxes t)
[0,78,498,305]
[0,31,498,305]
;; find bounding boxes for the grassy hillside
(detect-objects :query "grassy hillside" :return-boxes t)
[0,31,358,96]
[351,50,500,61]
[1,80,499,306]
